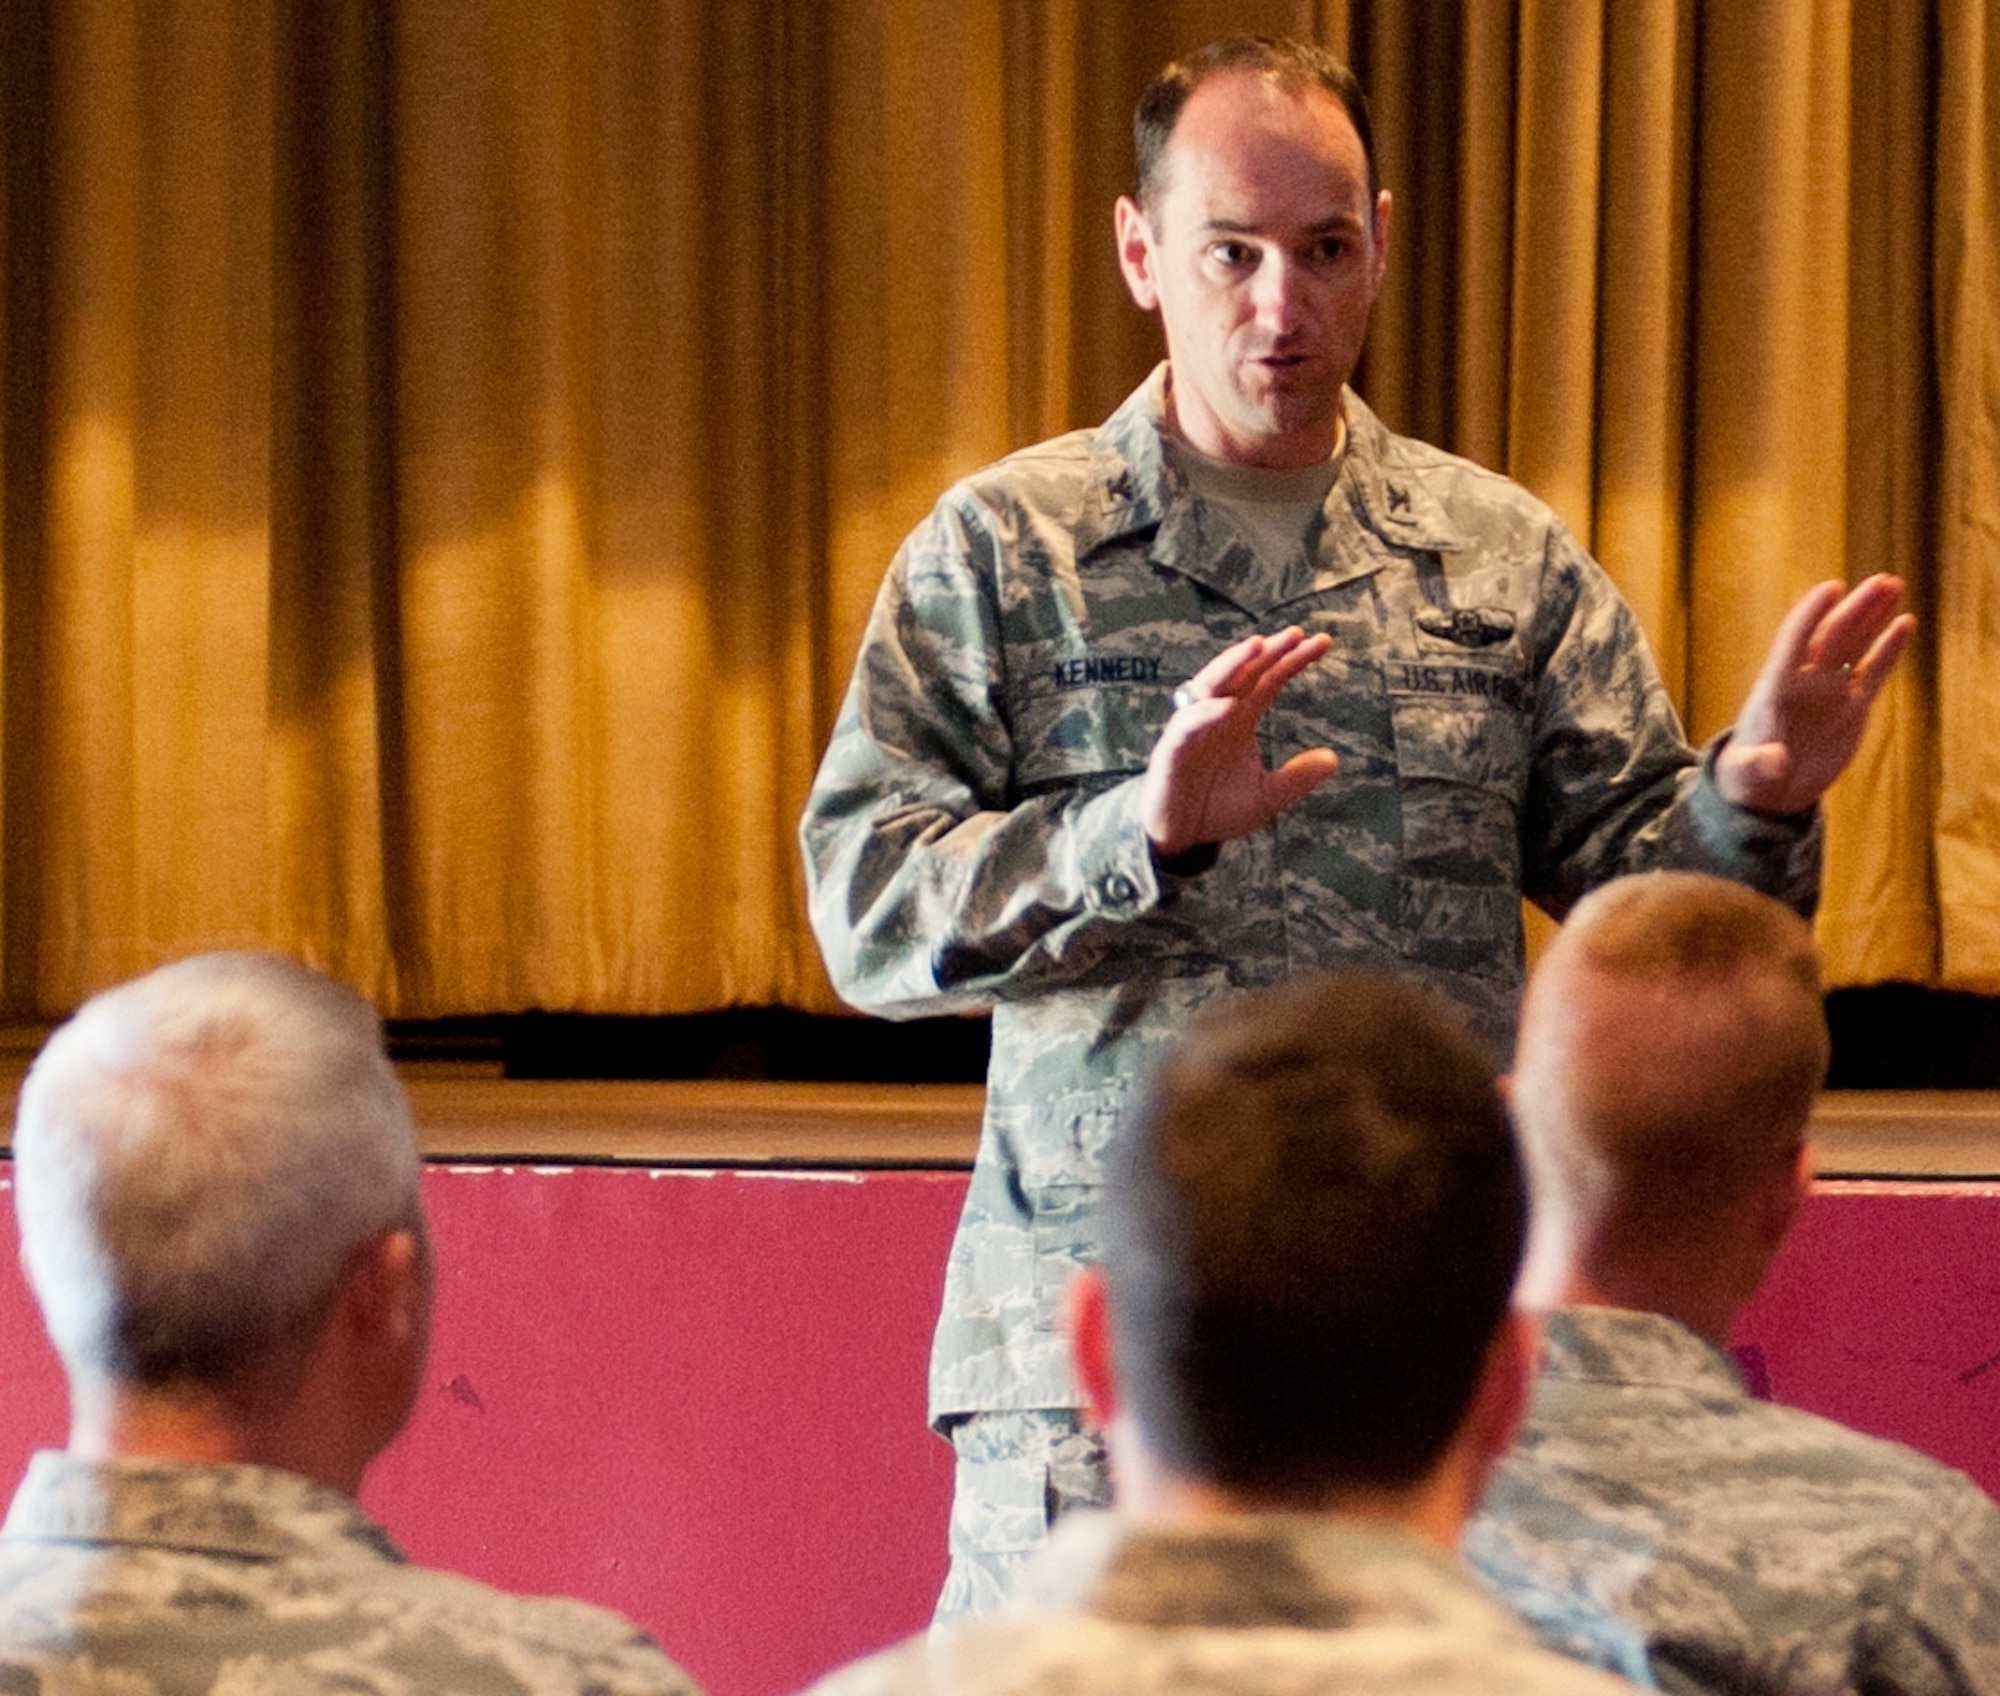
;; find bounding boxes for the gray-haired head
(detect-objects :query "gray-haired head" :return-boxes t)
[14,952,421,1390]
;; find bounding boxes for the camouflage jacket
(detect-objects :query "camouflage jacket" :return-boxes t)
[803,1510,1647,1696]
[0,1451,701,1696]
[1466,1307,2000,1696]
[801,370,1820,1420]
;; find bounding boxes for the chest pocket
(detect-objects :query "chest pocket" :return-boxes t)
[1009,669,1168,792]
[1007,618,1230,793]
[1387,652,1531,975]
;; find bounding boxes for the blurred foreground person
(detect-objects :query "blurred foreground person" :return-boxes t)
[1470,874,2000,1696]
[0,952,700,1696]
[807,973,1645,1696]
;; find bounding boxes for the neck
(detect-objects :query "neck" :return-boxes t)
[1541,1258,1747,1352]
[68,1374,370,1497]
[1111,1431,1473,1553]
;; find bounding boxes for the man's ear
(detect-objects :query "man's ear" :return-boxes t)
[336,1228,428,1354]
[1114,196,1161,312]
[1367,187,1392,297]
[1760,1139,1814,1252]
[1464,1307,1536,1474]
[1065,1266,1120,1428]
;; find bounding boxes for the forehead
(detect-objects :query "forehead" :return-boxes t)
[1152,70,1371,228]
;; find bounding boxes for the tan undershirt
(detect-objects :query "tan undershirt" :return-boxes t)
[1168,423,1347,591]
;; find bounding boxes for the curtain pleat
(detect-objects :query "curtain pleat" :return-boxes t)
[0,1,1991,1016]
[1589,1,1692,690]
[1505,1,1603,542]
[1819,0,1938,983]
[1935,0,2000,987]
[1687,3,1854,742]
[33,0,274,1011]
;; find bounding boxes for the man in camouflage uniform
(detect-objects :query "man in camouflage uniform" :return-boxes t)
[799,35,1913,1616]
[1467,872,2000,1696]
[0,952,699,1696]
[804,974,1649,1696]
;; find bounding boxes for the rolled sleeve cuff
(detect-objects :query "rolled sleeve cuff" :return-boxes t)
[1686,733,1824,916]
[1071,779,1165,917]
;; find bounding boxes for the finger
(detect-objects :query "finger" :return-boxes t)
[1851,612,1916,700]
[1241,631,1333,713]
[1178,627,1322,709]
[1221,625,1314,695]
[1765,580,1847,676]
[1181,632,1275,703]
[1233,628,1330,706]
[1810,575,1908,669]
[1155,695,1239,752]
[1262,748,1340,814]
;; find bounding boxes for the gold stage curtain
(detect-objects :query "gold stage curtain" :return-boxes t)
[0,0,1993,1017]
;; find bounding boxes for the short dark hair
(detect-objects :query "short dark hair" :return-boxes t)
[1134,34,1380,209]
[1103,972,1521,1504]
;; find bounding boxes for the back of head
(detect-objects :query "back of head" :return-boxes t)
[1513,873,1828,1270]
[14,951,421,1391]
[1134,33,1379,208]
[1103,972,1521,1504]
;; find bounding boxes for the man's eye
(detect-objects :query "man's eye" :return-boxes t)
[1316,237,1351,261]
[1210,241,1252,267]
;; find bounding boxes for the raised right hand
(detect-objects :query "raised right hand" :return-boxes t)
[1140,627,1339,861]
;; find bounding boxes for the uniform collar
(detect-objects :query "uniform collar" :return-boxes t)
[1074,369,1466,614]
[1539,1306,1747,1399]
[1338,391,1467,556]
[0,1451,405,1566]
[1024,1508,1532,1639]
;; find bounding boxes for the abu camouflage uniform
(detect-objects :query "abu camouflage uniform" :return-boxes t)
[801,369,1819,1594]
[1467,1306,2000,1696]
[933,1411,1110,1620]
[803,1510,1651,1696]
[0,1452,700,1696]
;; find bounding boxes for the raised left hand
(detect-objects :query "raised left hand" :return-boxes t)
[1713,574,1916,816]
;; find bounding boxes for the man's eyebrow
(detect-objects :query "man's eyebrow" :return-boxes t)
[1196,213,1368,238]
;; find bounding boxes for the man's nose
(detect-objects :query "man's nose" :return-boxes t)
[1251,254,1303,332]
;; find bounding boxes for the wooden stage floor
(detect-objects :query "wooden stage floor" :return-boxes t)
[0,1052,1995,1173]
[358,1074,2000,1176]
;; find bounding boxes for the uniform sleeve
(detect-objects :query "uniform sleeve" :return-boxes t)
[799,493,1166,1019]
[1520,524,1821,920]
[1892,1478,2000,1696]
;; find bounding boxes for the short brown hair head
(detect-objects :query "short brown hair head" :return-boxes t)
[1104,971,1520,1504]
[1514,873,1828,1255]
[1134,34,1380,211]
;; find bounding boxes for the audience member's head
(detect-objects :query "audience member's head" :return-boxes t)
[1069,971,1525,1539]
[14,951,428,1492]
[1510,872,1828,1338]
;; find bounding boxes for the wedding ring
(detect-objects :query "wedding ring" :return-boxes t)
[1172,687,1194,710]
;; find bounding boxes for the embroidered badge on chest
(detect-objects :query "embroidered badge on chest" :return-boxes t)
[1416,607,1516,648]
